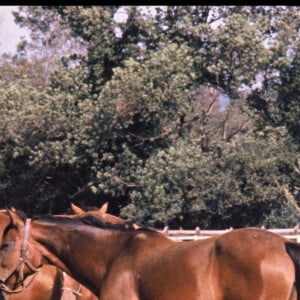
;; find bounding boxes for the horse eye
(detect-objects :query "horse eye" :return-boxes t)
[0,243,9,250]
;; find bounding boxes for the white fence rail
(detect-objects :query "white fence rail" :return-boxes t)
[159,225,300,242]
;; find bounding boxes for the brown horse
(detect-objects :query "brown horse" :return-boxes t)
[0,203,127,300]
[59,202,132,300]
[0,264,62,300]
[0,209,299,300]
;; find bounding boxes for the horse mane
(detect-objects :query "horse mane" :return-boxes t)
[32,214,155,233]
[75,215,136,231]
[15,210,27,222]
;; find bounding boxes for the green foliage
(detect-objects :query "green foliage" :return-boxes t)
[263,202,300,228]
[246,46,300,150]
[122,127,299,228]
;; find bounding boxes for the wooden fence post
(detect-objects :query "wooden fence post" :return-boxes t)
[294,224,300,242]
[195,226,201,239]
[163,226,169,236]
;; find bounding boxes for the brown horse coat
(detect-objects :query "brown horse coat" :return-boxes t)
[0,203,124,300]
[0,210,298,300]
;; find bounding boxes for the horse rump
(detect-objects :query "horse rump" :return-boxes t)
[285,242,300,299]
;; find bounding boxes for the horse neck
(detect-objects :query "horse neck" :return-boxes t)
[30,220,128,296]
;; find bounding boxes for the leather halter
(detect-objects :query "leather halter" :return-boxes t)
[0,218,40,294]
[61,271,82,298]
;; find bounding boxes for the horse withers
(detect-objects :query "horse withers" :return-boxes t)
[0,209,298,300]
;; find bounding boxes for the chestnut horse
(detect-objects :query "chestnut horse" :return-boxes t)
[0,209,299,300]
[59,202,135,300]
[0,203,128,300]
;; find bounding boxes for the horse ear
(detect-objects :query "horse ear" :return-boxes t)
[99,202,109,213]
[71,203,85,214]
[6,208,24,227]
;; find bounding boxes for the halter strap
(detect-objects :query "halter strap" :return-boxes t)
[61,271,82,297]
[0,272,39,294]
[0,218,40,294]
[21,218,31,258]
[61,286,82,296]
[17,219,39,281]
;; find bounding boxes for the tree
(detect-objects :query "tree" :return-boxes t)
[1,6,300,228]
[121,126,299,229]
[13,6,87,85]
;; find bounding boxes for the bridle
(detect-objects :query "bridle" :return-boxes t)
[60,271,82,299]
[0,218,40,294]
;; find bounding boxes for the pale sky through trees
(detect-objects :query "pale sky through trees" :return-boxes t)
[0,6,29,54]
[0,6,230,110]
[0,6,139,55]
[0,6,230,109]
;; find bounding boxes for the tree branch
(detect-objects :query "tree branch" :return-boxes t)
[68,179,103,199]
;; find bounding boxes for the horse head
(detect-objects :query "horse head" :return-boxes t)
[70,202,139,228]
[0,209,41,293]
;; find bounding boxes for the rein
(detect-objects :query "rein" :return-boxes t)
[0,218,40,294]
[61,286,82,297]
[61,271,82,298]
